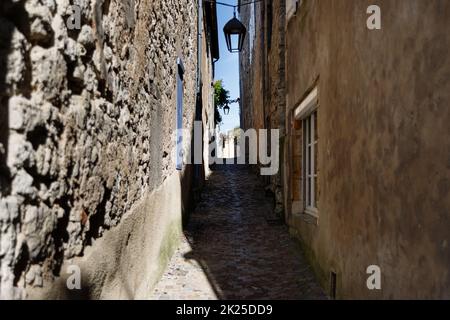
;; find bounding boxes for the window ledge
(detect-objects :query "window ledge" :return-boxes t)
[292,209,319,226]
[304,208,319,219]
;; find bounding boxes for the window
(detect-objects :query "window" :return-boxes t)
[294,87,319,217]
[303,110,318,213]
[176,58,185,171]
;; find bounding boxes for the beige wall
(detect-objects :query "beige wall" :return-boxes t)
[239,0,450,299]
[284,0,450,299]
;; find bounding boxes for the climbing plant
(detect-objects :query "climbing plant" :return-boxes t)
[213,80,230,126]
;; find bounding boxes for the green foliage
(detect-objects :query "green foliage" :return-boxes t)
[214,80,230,108]
[213,80,230,126]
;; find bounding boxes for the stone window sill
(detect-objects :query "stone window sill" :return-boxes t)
[292,210,319,226]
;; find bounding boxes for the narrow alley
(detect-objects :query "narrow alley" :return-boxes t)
[0,0,449,302]
[151,164,326,300]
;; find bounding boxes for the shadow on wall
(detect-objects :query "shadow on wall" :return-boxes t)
[42,247,135,300]
[29,213,146,299]
[179,93,207,226]
[0,1,14,194]
[0,0,30,194]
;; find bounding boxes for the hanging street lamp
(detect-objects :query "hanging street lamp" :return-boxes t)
[223,103,230,115]
[223,9,247,53]
[223,98,240,116]
[206,0,263,53]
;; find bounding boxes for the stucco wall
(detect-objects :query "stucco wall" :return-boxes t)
[0,0,200,299]
[285,0,450,299]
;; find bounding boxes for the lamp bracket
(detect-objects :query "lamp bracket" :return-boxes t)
[205,0,264,10]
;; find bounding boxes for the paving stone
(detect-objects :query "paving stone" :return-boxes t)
[151,164,327,300]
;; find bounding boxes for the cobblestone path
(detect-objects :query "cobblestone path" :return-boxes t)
[151,164,326,300]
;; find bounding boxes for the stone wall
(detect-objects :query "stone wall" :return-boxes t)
[0,0,200,299]
[239,1,264,134]
[239,0,285,219]
[238,3,253,132]
[264,0,285,218]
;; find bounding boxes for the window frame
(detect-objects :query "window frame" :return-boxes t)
[303,111,318,217]
[294,87,319,218]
